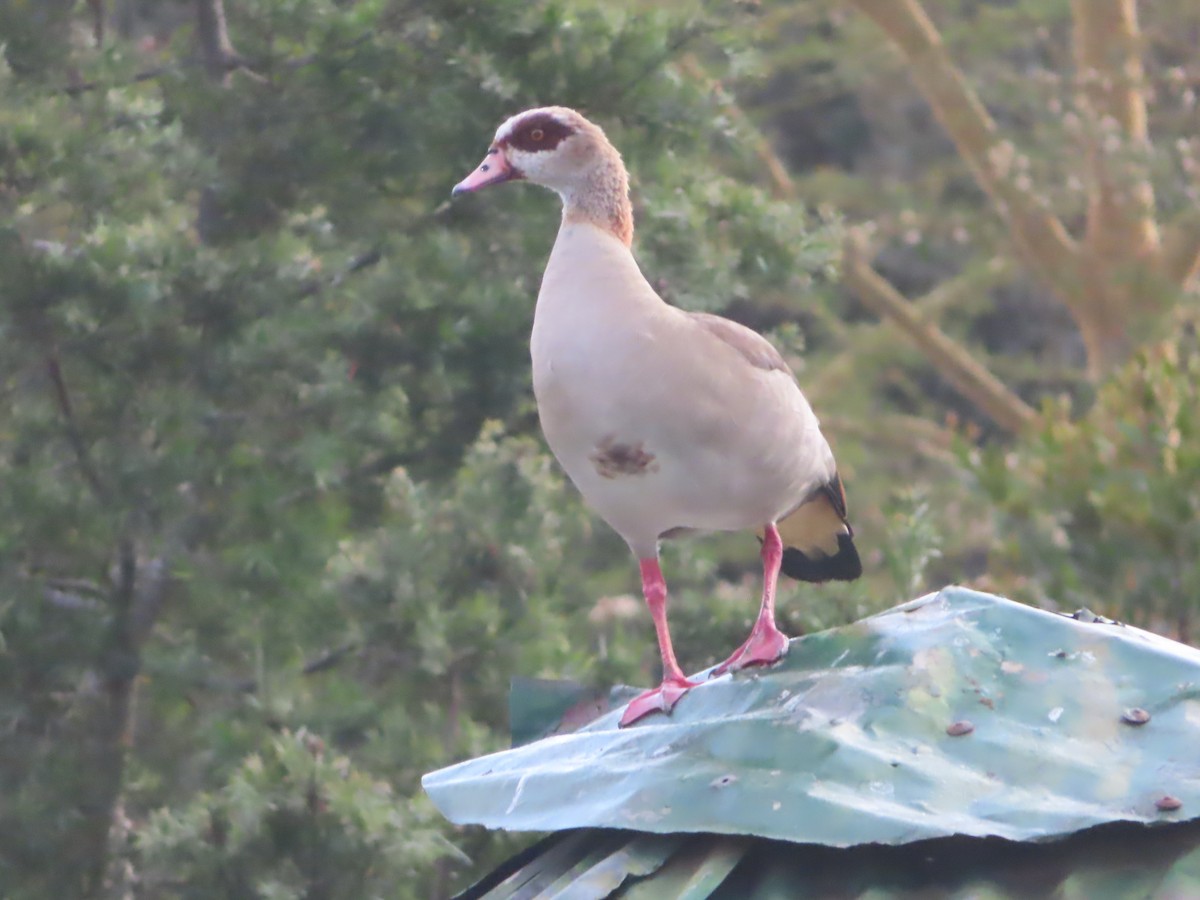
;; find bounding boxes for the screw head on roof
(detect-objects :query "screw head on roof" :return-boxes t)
[1122,707,1151,726]
[946,720,974,737]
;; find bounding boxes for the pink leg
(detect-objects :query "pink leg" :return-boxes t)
[712,524,789,676]
[619,558,702,727]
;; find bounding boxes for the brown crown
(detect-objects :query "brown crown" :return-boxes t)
[501,112,575,153]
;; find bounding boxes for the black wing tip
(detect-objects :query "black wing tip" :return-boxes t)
[781,532,862,583]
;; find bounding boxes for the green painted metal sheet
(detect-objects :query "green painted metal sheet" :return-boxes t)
[509,677,621,748]
[425,588,1200,847]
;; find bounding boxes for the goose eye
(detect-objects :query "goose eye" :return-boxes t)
[530,128,545,141]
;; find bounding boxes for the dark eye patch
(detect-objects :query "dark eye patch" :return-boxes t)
[505,113,574,153]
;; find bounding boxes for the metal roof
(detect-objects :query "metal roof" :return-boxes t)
[425,587,1200,897]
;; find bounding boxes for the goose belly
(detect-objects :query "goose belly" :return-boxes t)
[533,353,821,555]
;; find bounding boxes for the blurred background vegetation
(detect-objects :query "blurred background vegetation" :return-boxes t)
[0,0,1197,896]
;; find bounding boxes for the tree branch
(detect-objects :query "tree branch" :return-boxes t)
[179,641,365,694]
[195,0,241,81]
[302,642,360,676]
[842,231,1038,434]
[1161,207,1200,287]
[46,354,110,502]
[848,0,1083,305]
[77,538,139,894]
[811,256,1014,401]
[679,55,795,201]
[1071,0,1159,263]
[54,516,194,892]
[1071,0,1148,139]
[60,31,374,97]
[64,63,178,96]
[822,412,959,466]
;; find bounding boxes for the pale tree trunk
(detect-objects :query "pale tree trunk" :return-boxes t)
[847,0,1081,315]
[1072,0,1157,260]
[843,0,1200,416]
[842,231,1037,434]
[1163,209,1200,287]
[1070,0,1163,372]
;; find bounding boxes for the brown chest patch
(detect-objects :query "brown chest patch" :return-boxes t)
[591,436,659,479]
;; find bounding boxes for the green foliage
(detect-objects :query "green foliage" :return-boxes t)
[0,1,869,896]
[137,730,455,899]
[969,333,1200,637]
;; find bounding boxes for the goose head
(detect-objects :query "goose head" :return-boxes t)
[453,107,603,196]
[453,106,633,244]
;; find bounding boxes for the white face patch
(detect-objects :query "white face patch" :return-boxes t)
[482,106,608,201]
[493,112,524,145]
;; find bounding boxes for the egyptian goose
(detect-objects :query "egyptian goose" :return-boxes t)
[453,107,861,726]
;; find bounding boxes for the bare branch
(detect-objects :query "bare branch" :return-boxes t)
[46,354,110,502]
[1072,0,1148,139]
[180,642,365,694]
[1071,0,1159,262]
[42,587,104,612]
[848,0,1083,304]
[811,256,1014,401]
[63,64,174,96]
[61,31,373,97]
[44,577,109,599]
[678,55,795,201]
[842,231,1038,434]
[822,412,959,466]
[302,642,360,676]
[1161,207,1200,287]
[195,0,241,81]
